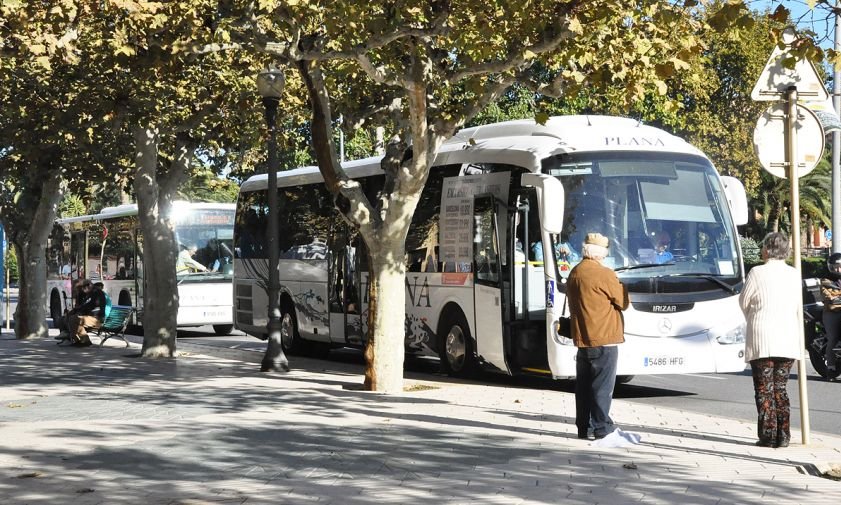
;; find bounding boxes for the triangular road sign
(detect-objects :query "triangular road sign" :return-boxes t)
[751,44,829,102]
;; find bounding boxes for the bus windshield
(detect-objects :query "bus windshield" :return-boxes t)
[544,152,741,293]
[174,208,235,281]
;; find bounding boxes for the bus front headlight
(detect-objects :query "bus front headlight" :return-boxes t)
[715,324,746,345]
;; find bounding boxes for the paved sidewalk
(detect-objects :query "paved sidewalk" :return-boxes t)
[1,329,839,505]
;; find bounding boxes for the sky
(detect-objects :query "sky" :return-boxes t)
[750,0,836,49]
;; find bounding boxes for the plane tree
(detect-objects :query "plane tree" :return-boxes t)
[231,0,755,392]
[0,1,129,339]
[77,1,271,357]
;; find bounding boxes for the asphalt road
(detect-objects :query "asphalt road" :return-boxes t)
[4,283,837,438]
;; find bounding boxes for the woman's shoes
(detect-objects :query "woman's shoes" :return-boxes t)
[755,438,789,448]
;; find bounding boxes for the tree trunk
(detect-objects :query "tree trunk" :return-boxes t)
[363,244,407,393]
[13,237,49,339]
[12,171,63,339]
[133,126,180,358]
[768,203,781,234]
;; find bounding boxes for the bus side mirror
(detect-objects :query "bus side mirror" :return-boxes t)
[721,176,748,226]
[520,173,565,234]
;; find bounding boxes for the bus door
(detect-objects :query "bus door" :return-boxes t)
[472,195,510,374]
[69,230,87,305]
[328,227,364,346]
[507,190,550,374]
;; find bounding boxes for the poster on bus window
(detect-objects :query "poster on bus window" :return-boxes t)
[439,171,510,267]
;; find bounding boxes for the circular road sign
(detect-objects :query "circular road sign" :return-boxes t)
[753,103,825,179]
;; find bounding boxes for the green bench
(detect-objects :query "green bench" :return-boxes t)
[96,305,135,347]
[56,305,135,347]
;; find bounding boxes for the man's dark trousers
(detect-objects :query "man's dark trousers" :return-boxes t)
[575,345,619,438]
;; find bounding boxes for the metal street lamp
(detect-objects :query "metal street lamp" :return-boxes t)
[257,67,289,372]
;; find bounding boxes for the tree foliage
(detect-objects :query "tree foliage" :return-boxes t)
[228,0,756,392]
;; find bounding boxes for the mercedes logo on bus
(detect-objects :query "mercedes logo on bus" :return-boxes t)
[658,318,673,335]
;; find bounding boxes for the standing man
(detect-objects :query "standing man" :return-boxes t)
[566,232,629,440]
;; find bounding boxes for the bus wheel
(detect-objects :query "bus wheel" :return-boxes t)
[50,291,63,329]
[280,306,303,354]
[616,375,635,385]
[438,312,477,377]
[213,324,234,336]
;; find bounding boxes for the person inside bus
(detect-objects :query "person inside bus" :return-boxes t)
[654,231,674,264]
[530,239,579,264]
[566,232,629,440]
[176,243,209,273]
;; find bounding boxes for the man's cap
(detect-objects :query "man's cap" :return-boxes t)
[584,232,609,248]
[93,282,104,288]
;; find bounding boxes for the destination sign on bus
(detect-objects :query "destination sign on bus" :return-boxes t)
[174,211,235,227]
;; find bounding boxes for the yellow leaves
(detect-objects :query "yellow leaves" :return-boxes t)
[257,0,279,12]
[807,0,817,9]
[670,57,690,71]
[116,45,137,57]
[566,70,586,84]
[828,49,841,72]
[0,0,24,13]
[29,44,47,56]
[523,49,536,60]
[654,79,668,96]
[35,56,52,70]
[567,16,583,35]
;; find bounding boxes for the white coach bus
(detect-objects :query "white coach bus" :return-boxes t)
[234,116,749,379]
[46,202,236,335]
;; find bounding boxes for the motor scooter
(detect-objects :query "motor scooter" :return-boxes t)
[803,278,841,380]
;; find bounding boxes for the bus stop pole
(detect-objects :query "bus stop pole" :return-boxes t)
[3,229,9,331]
[787,87,811,446]
[1,227,4,329]
[4,262,8,330]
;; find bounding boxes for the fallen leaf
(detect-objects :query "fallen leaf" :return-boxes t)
[16,472,42,479]
[623,463,638,470]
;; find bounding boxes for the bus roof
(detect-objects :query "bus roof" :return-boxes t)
[57,201,235,224]
[240,115,706,192]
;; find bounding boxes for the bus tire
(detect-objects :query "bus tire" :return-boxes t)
[616,375,635,385]
[213,324,234,336]
[438,310,477,377]
[50,291,63,329]
[280,303,304,355]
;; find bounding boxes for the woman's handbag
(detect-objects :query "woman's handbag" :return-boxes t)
[557,295,571,337]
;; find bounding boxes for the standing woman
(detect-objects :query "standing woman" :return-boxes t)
[739,232,803,448]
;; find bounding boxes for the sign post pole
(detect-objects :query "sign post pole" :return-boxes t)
[786,86,811,446]
[0,226,4,330]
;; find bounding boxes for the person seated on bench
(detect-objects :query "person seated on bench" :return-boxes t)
[57,279,107,347]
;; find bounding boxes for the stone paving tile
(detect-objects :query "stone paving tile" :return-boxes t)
[2,332,840,505]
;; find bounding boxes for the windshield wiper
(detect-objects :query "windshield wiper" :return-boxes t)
[614,262,675,273]
[660,273,736,294]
